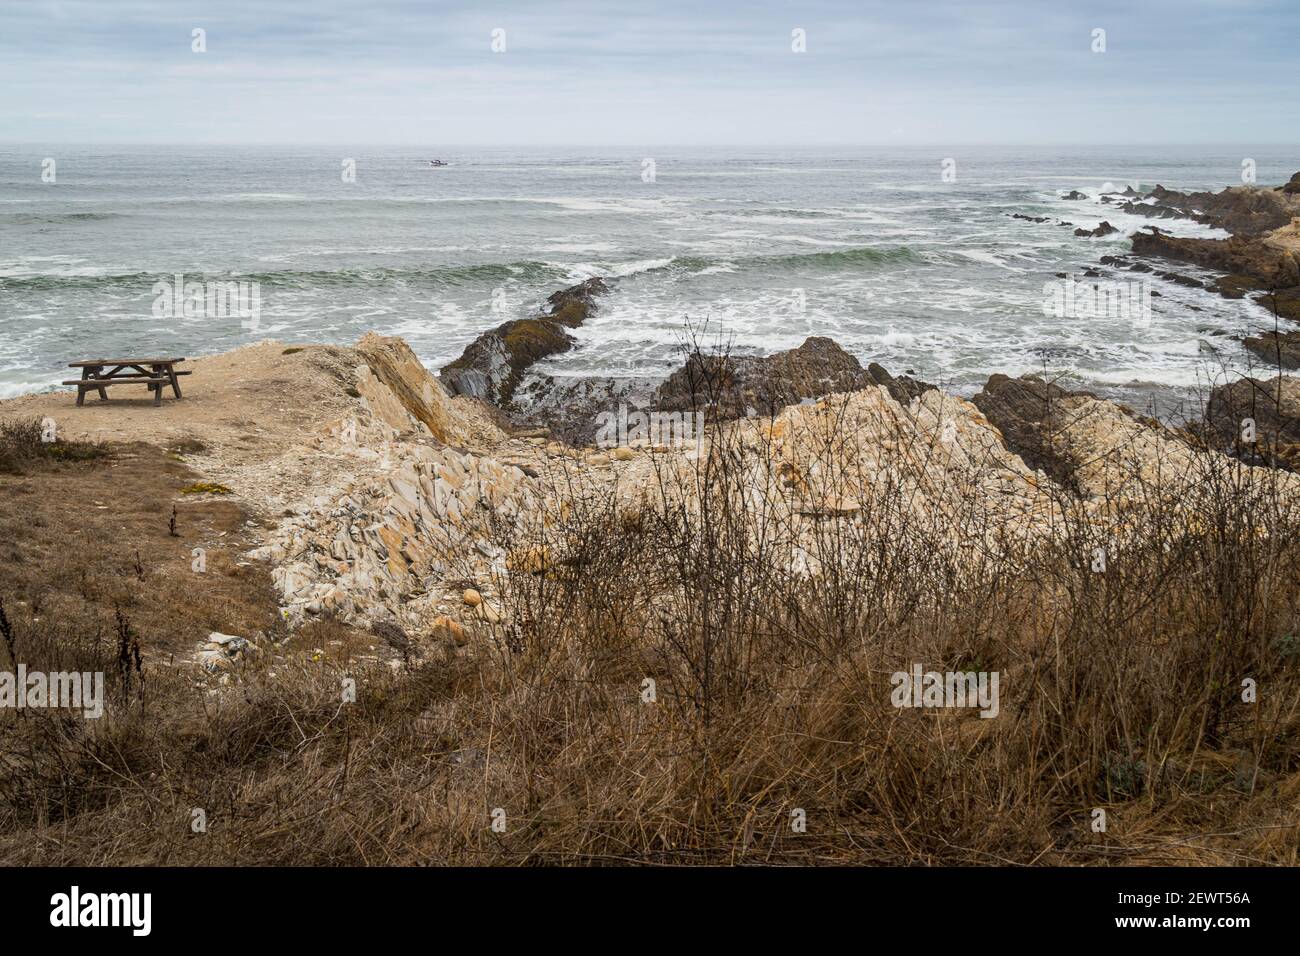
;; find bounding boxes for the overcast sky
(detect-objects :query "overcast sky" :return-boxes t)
[2,0,1297,145]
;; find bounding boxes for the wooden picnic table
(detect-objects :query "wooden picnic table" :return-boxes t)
[64,357,190,407]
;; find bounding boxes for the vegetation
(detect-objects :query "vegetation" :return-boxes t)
[0,389,1297,866]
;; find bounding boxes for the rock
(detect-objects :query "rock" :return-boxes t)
[440,278,609,405]
[1142,178,1300,235]
[971,374,1103,494]
[1281,172,1300,196]
[478,602,502,624]
[196,632,251,672]
[507,545,552,575]
[656,336,930,423]
[611,446,636,461]
[1243,330,1300,370]
[370,619,413,654]
[511,373,661,447]
[356,333,462,443]
[865,363,935,405]
[1074,221,1119,238]
[1063,190,1088,200]
[431,615,467,646]
[463,588,482,607]
[1205,375,1300,469]
[1131,229,1300,290]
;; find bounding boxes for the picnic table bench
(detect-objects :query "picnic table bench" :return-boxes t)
[64,358,190,407]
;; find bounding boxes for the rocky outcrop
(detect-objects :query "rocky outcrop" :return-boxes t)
[655,336,933,421]
[195,331,1300,642]
[356,333,462,444]
[1111,199,1213,226]
[1205,375,1300,470]
[440,278,609,405]
[974,372,1236,502]
[1131,229,1300,289]
[1244,329,1300,369]
[1129,228,1300,328]
[251,434,536,631]
[1063,191,1088,200]
[1074,221,1118,238]
[1145,180,1300,235]
[971,374,1100,494]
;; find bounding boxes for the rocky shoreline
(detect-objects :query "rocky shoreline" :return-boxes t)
[3,173,1298,670]
[1056,171,1300,367]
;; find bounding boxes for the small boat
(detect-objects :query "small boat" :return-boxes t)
[429,159,448,167]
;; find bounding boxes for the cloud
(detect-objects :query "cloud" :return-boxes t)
[1,0,1297,143]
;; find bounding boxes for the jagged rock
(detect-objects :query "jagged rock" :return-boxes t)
[1244,330,1300,370]
[1146,179,1300,235]
[356,333,460,443]
[1131,229,1300,288]
[971,374,1100,494]
[1063,191,1088,200]
[1074,221,1119,238]
[655,336,930,422]
[440,278,609,405]
[513,372,660,446]
[1130,228,1300,326]
[865,362,935,404]
[1206,375,1300,469]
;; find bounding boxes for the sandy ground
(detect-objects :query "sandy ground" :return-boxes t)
[1,340,356,454]
[0,341,388,518]
[0,338,546,520]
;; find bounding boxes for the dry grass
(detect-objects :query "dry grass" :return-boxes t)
[0,405,1297,866]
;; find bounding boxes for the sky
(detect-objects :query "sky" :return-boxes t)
[1,0,1298,145]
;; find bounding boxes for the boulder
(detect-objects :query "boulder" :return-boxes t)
[1074,221,1119,238]
[655,336,933,422]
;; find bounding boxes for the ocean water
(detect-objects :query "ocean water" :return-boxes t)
[2,144,1297,412]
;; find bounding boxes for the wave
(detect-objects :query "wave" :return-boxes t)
[0,260,568,292]
[667,244,920,276]
[0,211,122,225]
[0,243,920,296]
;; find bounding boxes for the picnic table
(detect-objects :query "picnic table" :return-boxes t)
[64,358,190,407]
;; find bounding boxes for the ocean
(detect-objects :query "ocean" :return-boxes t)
[2,144,1296,413]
